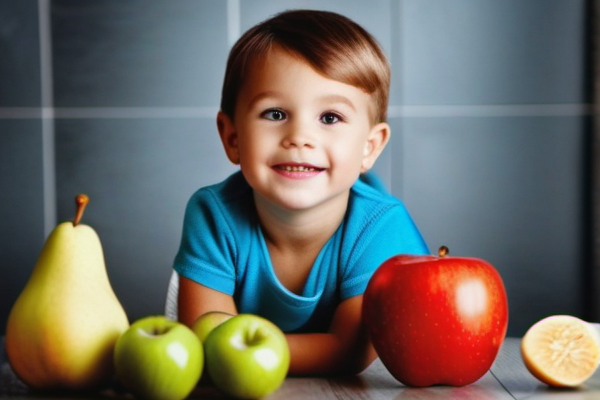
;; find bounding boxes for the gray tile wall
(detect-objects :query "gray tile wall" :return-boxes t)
[0,0,590,336]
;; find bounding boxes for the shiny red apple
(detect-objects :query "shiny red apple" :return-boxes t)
[363,246,508,387]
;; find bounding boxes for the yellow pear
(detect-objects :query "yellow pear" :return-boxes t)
[5,194,129,390]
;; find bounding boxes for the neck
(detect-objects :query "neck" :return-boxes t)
[253,191,349,251]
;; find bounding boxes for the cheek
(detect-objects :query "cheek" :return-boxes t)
[237,131,275,165]
[328,141,368,175]
[338,134,370,161]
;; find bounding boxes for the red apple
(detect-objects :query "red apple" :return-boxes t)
[363,246,508,387]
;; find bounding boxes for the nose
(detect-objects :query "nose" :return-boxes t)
[281,119,316,149]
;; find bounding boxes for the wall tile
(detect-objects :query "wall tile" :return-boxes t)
[51,0,229,107]
[0,0,41,107]
[0,121,45,333]
[392,115,587,335]
[54,118,237,321]
[394,0,587,106]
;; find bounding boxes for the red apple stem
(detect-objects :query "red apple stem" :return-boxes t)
[73,194,89,226]
[438,245,449,257]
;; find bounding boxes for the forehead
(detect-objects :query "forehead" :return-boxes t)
[237,46,374,113]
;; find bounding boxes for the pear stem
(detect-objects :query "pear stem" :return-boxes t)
[73,194,89,226]
[438,245,449,257]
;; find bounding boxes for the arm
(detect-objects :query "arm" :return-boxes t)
[177,276,237,327]
[286,295,377,376]
[178,276,376,376]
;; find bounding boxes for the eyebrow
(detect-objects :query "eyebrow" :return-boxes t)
[248,91,281,110]
[318,94,357,112]
[248,92,357,112]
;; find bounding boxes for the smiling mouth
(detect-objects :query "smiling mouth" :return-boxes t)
[272,163,326,178]
[275,165,324,172]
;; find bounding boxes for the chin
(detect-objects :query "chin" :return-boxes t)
[250,173,353,214]
[274,197,321,212]
[273,190,351,215]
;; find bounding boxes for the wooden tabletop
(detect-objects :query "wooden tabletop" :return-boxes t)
[2,338,600,399]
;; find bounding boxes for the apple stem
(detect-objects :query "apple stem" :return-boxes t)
[245,329,265,346]
[151,327,167,336]
[73,194,89,226]
[438,245,449,257]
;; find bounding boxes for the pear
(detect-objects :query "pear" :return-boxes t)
[5,194,129,390]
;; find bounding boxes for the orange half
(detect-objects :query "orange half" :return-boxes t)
[521,315,600,387]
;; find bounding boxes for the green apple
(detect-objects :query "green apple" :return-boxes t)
[192,311,233,343]
[204,314,290,399]
[114,316,202,400]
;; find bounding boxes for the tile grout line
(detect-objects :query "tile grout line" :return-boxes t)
[387,103,595,118]
[0,104,594,119]
[0,107,220,119]
[39,0,56,237]
[394,0,404,200]
[227,0,240,48]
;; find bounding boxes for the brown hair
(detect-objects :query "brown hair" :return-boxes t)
[220,9,391,124]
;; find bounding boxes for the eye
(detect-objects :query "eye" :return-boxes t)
[261,108,286,121]
[320,112,342,125]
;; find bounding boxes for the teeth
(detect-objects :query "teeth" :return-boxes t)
[280,165,317,172]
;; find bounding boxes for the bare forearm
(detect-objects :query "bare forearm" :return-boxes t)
[177,277,238,327]
[286,332,377,376]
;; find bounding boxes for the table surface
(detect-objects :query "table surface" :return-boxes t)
[2,337,600,399]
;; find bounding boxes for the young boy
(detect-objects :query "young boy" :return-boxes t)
[173,9,429,375]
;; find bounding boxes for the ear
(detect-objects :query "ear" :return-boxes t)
[217,111,240,165]
[361,122,390,173]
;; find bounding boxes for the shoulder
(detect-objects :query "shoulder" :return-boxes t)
[189,171,251,205]
[343,177,428,260]
[183,171,256,233]
[348,177,406,222]
[187,171,252,213]
[337,179,428,299]
[175,172,252,295]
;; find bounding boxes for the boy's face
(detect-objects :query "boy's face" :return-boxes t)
[218,46,389,213]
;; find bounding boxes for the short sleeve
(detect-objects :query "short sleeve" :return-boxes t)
[339,203,429,299]
[173,189,238,295]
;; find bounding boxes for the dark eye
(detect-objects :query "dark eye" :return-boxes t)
[320,112,341,124]
[262,109,286,121]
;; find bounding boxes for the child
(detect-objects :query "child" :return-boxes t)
[173,9,429,375]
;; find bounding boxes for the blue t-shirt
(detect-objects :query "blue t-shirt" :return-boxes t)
[173,171,429,333]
